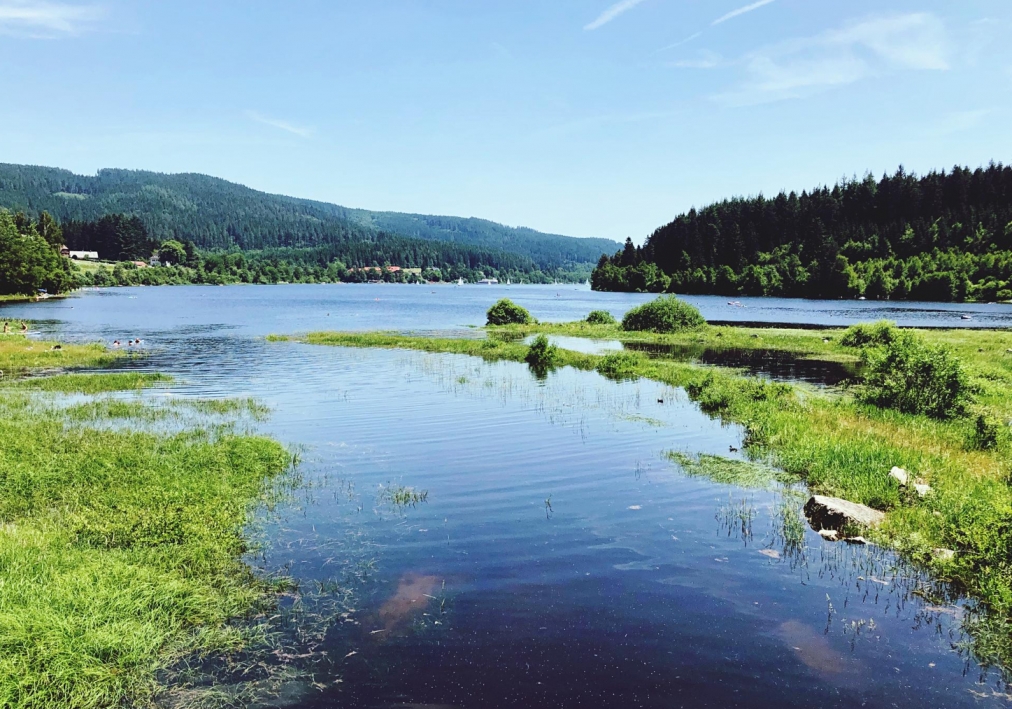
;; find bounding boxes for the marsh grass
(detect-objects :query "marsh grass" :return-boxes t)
[669,451,798,490]
[378,484,429,508]
[7,371,172,393]
[0,334,120,376]
[0,337,296,708]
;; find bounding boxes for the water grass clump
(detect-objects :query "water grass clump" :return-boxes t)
[621,295,705,333]
[669,451,798,490]
[486,298,533,326]
[585,310,617,325]
[595,351,641,380]
[525,334,559,373]
[380,484,429,508]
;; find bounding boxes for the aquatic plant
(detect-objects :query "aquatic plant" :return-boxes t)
[525,334,559,370]
[379,484,429,508]
[669,451,798,490]
[486,298,533,326]
[621,295,705,333]
[585,309,617,325]
[595,351,641,380]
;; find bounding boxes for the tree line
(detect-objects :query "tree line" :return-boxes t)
[0,210,588,296]
[0,163,615,270]
[593,163,1012,301]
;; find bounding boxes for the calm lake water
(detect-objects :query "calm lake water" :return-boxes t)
[4,284,1012,708]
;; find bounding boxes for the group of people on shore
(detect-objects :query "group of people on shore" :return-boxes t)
[2,321,28,334]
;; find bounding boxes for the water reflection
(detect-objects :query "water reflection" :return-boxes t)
[623,342,861,386]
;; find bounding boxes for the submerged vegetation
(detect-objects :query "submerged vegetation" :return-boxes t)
[0,335,293,707]
[282,306,1012,674]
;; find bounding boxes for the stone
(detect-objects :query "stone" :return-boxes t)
[932,548,956,561]
[804,495,886,531]
[889,466,909,486]
[913,483,932,497]
[817,529,839,541]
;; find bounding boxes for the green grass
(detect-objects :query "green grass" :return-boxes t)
[0,337,293,708]
[7,372,172,393]
[279,320,1012,663]
[1,333,121,376]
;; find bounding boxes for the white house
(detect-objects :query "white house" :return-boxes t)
[68,251,99,260]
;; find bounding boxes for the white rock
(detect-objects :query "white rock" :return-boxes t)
[914,483,932,497]
[817,529,839,541]
[804,495,886,530]
[889,466,909,486]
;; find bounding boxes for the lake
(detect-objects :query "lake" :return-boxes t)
[3,284,1010,708]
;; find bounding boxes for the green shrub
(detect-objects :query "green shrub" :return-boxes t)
[486,298,533,326]
[839,320,900,348]
[525,334,558,369]
[595,352,640,380]
[857,331,969,419]
[621,296,705,333]
[585,310,617,325]
[967,414,1001,451]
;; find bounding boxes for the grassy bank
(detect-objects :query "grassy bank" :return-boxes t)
[278,320,1012,669]
[0,338,292,708]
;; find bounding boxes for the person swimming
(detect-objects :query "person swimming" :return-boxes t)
[112,340,121,347]
[20,322,27,332]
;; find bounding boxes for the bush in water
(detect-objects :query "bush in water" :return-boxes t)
[622,295,705,333]
[486,298,533,326]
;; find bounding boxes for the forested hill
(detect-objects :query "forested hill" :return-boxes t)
[0,164,617,270]
[594,163,1012,302]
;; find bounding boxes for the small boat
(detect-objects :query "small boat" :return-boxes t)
[961,315,973,320]
[457,277,464,286]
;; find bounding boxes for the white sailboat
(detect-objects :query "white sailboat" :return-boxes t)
[457,277,464,286]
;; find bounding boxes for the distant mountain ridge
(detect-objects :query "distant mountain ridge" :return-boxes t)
[0,164,618,270]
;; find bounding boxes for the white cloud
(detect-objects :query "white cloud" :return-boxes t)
[0,0,103,37]
[711,0,775,27]
[930,109,990,136]
[657,31,702,53]
[584,0,647,31]
[246,111,314,139]
[714,13,950,106]
[669,50,724,69]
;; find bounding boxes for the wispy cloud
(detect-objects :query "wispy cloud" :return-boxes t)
[714,13,950,106]
[930,109,990,137]
[0,0,103,38]
[246,111,314,139]
[657,31,702,53]
[712,0,775,27]
[669,50,724,69]
[584,0,647,31]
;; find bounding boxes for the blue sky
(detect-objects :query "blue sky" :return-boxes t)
[1,1,1009,242]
